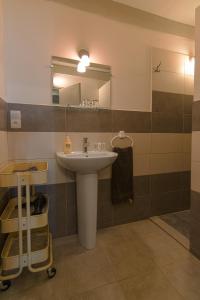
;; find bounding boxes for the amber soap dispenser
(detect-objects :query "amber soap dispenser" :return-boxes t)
[64,136,72,154]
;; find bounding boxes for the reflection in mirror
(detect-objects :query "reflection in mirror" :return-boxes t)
[51,57,112,109]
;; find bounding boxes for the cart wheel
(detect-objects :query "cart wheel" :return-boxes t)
[0,280,11,292]
[47,267,56,279]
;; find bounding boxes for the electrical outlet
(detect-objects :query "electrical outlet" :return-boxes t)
[10,110,21,129]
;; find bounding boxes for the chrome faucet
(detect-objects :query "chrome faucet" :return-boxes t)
[82,137,89,154]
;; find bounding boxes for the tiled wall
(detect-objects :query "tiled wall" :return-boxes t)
[191,100,200,258]
[7,94,192,238]
[0,97,8,253]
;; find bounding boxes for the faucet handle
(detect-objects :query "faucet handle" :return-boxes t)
[83,137,88,143]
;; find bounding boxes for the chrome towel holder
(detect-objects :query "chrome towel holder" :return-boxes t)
[111,131,134,148]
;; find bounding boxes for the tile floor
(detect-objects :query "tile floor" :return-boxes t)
[1,219,200,300]
[160,210,190,238]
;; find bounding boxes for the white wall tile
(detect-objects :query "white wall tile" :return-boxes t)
[8,132,65,160]
[152,48,186,75]
[152,71,185,94]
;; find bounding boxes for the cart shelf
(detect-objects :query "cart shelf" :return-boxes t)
[0,160,56,291]
[0,161,48,187]
[1,228,50,271]
[0,196,49,234]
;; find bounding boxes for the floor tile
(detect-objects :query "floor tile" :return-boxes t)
[159,255,200,300]
[1,220,200,300]
[120,268,184,300]
[70,283,126,300]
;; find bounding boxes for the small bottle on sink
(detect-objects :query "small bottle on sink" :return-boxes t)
[64,136,72,154]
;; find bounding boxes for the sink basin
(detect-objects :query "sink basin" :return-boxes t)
[56,150,118,250]
[56,151,118,173]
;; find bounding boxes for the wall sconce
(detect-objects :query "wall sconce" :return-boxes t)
[77,49,90,73]
[184,56,195,76]
[77,62,86,73]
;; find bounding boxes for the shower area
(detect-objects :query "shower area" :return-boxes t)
[150,48,194,248]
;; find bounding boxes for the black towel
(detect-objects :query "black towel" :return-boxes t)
[111,147,134,204]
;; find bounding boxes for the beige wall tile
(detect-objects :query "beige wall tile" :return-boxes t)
[150,153,187,174]
[183,153,191,171]
[151,133,184,154]
[129,133,151,154]
[68,132,113,151]
[184,74,194,96]
[191,161,200,193]
[8,132,65,160]
[192,131,200,162]
[112,133,151,154]
[183,134,192,153]
[47,158,74,184]
[152,48,186,75]
[152,72,185,95]
[134,154,150,176]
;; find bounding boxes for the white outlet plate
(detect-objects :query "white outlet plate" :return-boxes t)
[10,110,21,129]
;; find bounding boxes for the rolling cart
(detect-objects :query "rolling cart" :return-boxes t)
[0,161,56,291]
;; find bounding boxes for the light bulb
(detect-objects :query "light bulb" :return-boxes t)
[77,62,86,73]
[81,54,90,67]
[53,75,67,88]
[185,57,195,76]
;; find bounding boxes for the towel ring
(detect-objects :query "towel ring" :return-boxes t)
[111,131,134,148]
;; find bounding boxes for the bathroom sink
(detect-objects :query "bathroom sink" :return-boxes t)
[56,150,118,250]
[56,151,118,174]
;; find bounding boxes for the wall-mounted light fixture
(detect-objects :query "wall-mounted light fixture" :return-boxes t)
[77,49,90,73]
[184,56,195,76]
[77,62,86,73]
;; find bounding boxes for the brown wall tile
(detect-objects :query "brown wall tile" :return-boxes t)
[192,101,200,131]
[66,109,112,132]
[112,110,151,133]
[7,91,192,133]
[191,191,200,223]
[37,171,190,238]
[152,112,183,133]
[150,171,190,194]
[183,115,192,133]
[152,91,184,113]
[8,103,66,132]
[184,95,193,114]
[151,190,190,216]
[0,98,7,131]
[190,216,200,259]
[152,91,192,133]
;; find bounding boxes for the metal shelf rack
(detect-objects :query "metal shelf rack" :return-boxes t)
[0,161,56,291]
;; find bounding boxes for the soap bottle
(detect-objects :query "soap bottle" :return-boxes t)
[64,136,72,154]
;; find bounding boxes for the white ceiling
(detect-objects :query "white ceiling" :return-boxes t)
[113,0,200,26]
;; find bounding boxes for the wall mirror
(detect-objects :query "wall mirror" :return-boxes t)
[151,47,194,99]
[51,56,112,109]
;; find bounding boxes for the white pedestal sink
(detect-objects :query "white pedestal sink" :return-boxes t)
[56,151,118,249]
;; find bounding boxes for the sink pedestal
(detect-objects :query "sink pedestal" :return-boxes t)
[76,173,98,249]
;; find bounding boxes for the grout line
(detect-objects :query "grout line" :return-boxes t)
[150,216,190,250]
